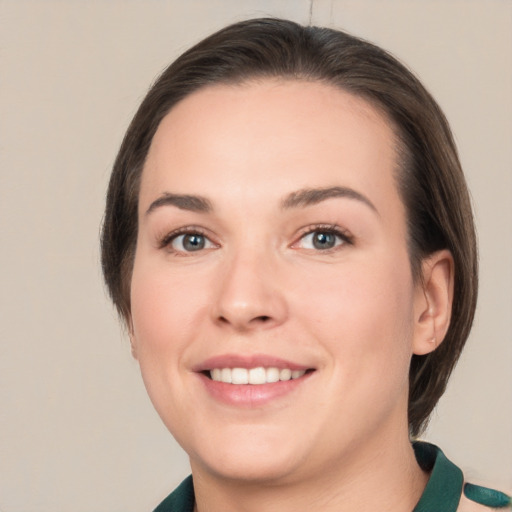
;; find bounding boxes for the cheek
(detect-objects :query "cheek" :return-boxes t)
[128,257,212,433]
[130,257,209,359]
[295,254,415,374]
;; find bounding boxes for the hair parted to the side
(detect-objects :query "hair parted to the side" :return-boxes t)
[101,18,478,437]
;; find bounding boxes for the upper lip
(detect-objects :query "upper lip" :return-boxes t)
[193,354,313,372]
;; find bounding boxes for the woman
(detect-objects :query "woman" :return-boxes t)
[101,18,510,512]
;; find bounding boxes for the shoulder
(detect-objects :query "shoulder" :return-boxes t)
[153,476,195,512]
[459,494,492,511]
[458,483,511,511]
[412,442,510,512]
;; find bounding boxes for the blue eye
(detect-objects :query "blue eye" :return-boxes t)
[170,233,215,253]
[298,229,349,251]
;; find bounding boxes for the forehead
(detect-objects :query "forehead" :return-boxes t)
[140,79,401,215]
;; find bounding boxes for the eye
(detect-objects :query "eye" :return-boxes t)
[172,233,210,252]
[296,227,352,251]
[161,229,217,254]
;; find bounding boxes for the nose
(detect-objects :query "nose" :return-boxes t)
[212,250,288,332]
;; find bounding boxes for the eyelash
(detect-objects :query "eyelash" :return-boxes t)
[158,224,354,255]
[293,224,354,252]
[158,226,216,254]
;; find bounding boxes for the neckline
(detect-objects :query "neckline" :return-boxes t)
[412,442,464,512]
[155,442,464,512]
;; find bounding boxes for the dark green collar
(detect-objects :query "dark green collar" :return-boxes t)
[412,442,463,512]
[153,475,195,512]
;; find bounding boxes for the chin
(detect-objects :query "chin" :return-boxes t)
[201,454,303,485]
[187,427,309,484]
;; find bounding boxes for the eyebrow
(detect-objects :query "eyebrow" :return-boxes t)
[281,186,378,214]
[146,186,377,216]
[145,192,212,215]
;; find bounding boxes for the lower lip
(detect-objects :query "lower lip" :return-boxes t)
[197,372,313,407]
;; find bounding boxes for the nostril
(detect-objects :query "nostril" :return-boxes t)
[215,313,275,328]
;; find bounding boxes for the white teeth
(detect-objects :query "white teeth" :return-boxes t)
[220,368,232,383]
[279,368,292,381]
[209,367,307,384]
[231,368,249,384]
[266,367,280,383]
[248,367,266,385]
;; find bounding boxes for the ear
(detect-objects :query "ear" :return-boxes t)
[127,317,139,360]
[412,250,454,356]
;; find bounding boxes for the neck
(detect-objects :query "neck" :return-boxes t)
[191,425,428,512]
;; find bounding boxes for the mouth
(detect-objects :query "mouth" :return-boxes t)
[204,367,313,385]
[194,355,316,407]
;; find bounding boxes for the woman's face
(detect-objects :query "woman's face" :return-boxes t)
[130,80,427,483]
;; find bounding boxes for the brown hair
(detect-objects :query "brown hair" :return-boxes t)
[101,18,478,437]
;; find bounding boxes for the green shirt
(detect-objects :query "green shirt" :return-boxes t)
[153,442,511,511]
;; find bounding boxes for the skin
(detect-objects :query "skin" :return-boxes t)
[129,80,454,512]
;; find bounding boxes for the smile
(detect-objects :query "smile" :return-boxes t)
[196,355,315,406]
[209,367,307,385]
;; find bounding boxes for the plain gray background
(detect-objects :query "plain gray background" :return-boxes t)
[1,1,511,511]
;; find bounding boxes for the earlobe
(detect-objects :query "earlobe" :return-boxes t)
[130,338,138,360]
[127,318,139,360]
[412,250,454,356]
